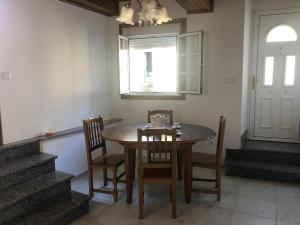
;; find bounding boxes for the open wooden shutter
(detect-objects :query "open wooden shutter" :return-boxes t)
[118,35,129,94]
[177,31,204,94]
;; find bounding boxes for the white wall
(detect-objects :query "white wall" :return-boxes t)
[241,0,253,136]
[252,0,300,10]
[0,0,111,175]
[109,0,246,150]
[0,0,111,143]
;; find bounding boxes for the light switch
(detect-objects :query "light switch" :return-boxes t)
[0,72,12,80]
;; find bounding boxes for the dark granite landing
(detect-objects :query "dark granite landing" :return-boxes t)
[226,160,300,183]
[0,153,57,190]
[0,172,73,224]
[242,140,300,153]
[225,140,300,183]
[0,140,40,162]
[4,191,89,225]
[226,148,300,166]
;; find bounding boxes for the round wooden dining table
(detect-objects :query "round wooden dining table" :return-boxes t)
[102,123,216,204]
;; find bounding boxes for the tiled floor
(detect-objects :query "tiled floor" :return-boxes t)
[71,169,300,225]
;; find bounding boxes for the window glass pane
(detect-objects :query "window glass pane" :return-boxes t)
[119,38,129,94]
[285,55,296,86]
[266,25,297,43]
[264,56,274,86]
[188,34,199,54]
[129,36,177,93]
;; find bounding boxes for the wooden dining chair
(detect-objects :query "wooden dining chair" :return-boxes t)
[191,116,226,201]
[147,110,182,180]
[137,128,177,219]
[83,116,125,201]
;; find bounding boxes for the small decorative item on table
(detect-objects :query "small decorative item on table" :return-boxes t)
[150,114,165,128]
[172,123,181,129]
[172,123,182,136]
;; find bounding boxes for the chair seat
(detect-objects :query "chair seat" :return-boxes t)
[92,153,124,168]
[192,152,217,169]
[142,167,172,183]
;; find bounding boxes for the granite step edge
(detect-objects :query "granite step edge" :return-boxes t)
[226,148,300,165]
[0,160,55,191]
[225,160,300,174]
[225,160,300,183]
[0,140,40,161]
[0,153,57,178]
[4,191,90,225]
[0,171,73,211]
[227,148,300,156]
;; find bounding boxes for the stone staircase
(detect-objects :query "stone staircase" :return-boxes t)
[225,140,300,183]
[0,139,89,225]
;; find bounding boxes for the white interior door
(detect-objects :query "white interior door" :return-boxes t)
[253,13,300,141]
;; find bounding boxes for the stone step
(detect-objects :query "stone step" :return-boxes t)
[0,140,40,162]
[0,153,57,190]
[3,191,89,225]
[0,171,73,225]
[226,148,300,166]
[225,159,300,183]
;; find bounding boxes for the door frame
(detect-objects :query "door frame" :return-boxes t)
[249,8,300,143]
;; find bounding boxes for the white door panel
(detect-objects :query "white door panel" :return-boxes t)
[254,13,300,140]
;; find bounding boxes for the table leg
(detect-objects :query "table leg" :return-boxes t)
[130,148,136,181]
[184,144,192,203]
[177,144,183,180]
[124,144,131,204]
[124,144,136,204]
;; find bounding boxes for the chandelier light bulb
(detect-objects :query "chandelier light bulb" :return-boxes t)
[155,6,172,25]
[116,4,134,25]
[116,0,172,26]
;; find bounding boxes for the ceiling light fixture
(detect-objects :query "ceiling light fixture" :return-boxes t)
[116,0,172,26]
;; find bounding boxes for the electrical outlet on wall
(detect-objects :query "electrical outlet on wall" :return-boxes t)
[0,72,12,80]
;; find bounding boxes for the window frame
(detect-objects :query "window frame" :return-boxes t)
[118,18,203,99]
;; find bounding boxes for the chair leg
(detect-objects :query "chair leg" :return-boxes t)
[147,152,151,162]
[88,168,94,199]
[216,168,221,201]
[171,183,177,218]
[112,168,118,202]
[139,183,144,219]
[169,184,172,201]
[177,150,182,180]
[103,168,108,186]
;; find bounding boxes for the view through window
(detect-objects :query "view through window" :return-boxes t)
[129,36,177,93]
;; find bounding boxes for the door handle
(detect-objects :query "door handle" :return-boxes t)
[252,76,256,90]
[252,76,260,90]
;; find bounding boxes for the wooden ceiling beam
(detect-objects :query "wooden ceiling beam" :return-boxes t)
[59,0,120,16]
[175,0,214,14]
[60,0,214,17]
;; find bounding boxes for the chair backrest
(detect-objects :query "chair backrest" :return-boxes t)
[147,110,173,124]
[137,128,177,177]
[216,116,226,164]
[83,116,106,163]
